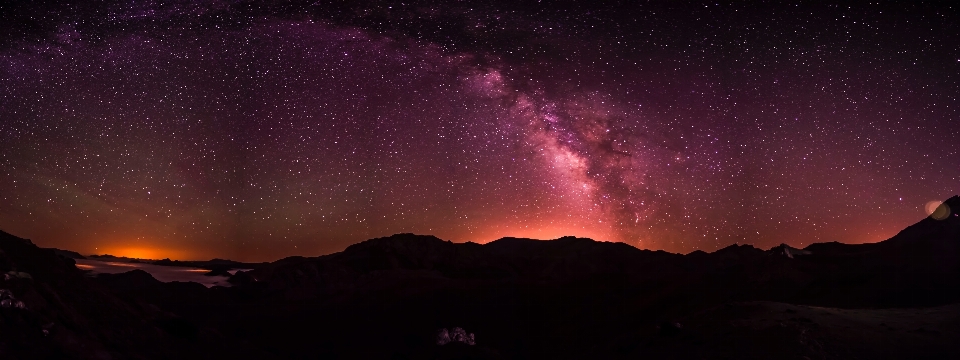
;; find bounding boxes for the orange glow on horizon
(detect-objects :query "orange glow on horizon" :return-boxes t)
[99,246,188,260]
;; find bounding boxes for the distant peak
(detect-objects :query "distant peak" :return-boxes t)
[490,235,596,243]
[716,243,757,252]
[686,250,708,256]
[385,233,443,240]
[769,243,811,259]
[344,233,448,253]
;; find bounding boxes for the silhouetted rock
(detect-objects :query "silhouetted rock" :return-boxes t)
[768,243,811,258]
[437,327,476,345]
[48,248,85,260]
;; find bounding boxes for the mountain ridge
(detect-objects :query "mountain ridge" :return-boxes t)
[0,195,957,358]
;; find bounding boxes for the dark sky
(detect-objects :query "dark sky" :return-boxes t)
[1,1,957,261]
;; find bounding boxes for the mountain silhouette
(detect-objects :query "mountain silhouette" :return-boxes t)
[0,196,957,358]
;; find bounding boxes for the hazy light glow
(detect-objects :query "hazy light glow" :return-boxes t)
[99,247,186,261]
[926,201,952,221]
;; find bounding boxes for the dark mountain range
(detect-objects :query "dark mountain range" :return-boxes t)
[235,196,960,309]
[0,196,957,358]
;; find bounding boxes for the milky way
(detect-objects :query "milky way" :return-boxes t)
[1,2,957,261]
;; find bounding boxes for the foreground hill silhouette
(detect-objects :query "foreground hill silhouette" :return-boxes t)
[0,196,957,358]
[0,230,261,358]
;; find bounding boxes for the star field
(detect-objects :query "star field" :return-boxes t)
[0,1,957,261]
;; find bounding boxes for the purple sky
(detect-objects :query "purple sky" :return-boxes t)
[1,1,957,261]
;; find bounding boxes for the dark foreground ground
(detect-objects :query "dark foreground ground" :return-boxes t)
[1,196,959,359]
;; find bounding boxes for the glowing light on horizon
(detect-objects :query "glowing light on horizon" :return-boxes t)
[100,247,187,261]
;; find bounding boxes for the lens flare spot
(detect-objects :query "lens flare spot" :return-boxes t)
[925,200,951,220]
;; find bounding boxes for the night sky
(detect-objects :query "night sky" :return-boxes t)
[1,1,957,262]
